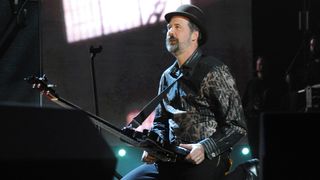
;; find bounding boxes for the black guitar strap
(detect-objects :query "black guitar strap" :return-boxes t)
[127,75,183,128]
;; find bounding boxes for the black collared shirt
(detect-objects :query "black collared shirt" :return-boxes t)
[152,48,247,159]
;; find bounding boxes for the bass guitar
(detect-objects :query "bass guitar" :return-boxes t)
[24,75,189,162]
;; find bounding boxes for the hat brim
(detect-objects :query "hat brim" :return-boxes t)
[165,12,207,45]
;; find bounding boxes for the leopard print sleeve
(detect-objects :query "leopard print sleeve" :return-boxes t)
[199,64,247,159]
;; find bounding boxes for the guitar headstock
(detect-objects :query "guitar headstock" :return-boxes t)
[24,74,58,100]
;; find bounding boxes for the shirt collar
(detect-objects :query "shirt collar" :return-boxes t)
[170,48,203,78]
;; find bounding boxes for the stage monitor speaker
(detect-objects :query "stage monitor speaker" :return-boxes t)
[260,112,320,180]
[0,105,117,179]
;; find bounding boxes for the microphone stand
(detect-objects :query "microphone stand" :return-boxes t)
[89,45,102,117]
[89,46,123,180]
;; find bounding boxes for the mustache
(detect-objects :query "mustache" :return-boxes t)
[167,36,178,42]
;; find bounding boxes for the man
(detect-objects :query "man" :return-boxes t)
[122,4,247,179]
[242,56,269,159]
[305,35,320,87]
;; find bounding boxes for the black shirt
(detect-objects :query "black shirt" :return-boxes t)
[152,49,247,159]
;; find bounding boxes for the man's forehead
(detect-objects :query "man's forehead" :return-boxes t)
[167,16,190,25]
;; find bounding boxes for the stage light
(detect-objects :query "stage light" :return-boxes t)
[118,148,127,157]
[241,147,250,155]
[62,0,191,43]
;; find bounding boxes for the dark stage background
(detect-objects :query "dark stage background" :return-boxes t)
[0,0,40,105]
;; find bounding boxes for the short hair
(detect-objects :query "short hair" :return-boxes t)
[188,21,202,43]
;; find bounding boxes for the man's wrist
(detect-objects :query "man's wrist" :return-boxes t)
[199,138,218,160]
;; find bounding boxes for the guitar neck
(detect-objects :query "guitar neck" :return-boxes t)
[48,94,140,147]
[25,74,190,162]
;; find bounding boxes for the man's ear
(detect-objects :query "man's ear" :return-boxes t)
[192,31,199,42]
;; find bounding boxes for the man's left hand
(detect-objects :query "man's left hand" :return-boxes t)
[179,143,205,165]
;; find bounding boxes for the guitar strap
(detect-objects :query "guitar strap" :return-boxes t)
[127,75,183,128]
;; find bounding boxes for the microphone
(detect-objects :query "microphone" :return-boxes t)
[89,45,103,54]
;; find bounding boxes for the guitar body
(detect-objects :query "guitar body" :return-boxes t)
[121,127,189,162]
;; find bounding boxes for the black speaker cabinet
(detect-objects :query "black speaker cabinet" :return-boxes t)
[260,112,320,180]
[0,105,117,179]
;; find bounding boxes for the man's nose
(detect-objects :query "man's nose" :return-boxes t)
[167,28,174,36]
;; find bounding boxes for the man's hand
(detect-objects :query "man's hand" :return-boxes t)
[179,143,205,165]
[141,151,158,164]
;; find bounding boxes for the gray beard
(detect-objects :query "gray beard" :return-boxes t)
[166,40,179,54]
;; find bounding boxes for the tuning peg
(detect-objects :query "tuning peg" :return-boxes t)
[47,84,56,88]
[36,83,42,89]
[39,74,47,81]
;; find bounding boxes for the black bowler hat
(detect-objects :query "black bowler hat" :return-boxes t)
[165,4,207,46]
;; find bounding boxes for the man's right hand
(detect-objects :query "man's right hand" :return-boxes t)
[141,151,158,164]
